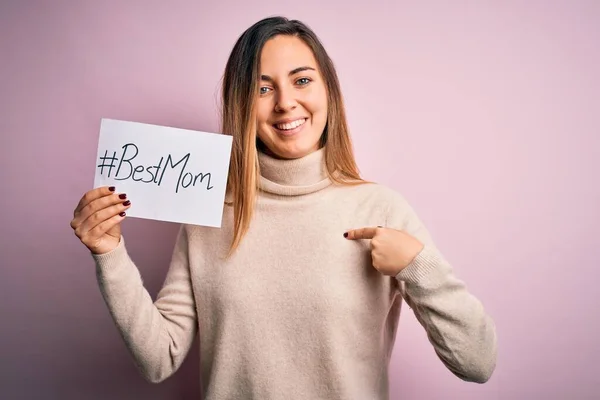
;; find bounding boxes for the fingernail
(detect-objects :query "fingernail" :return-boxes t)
[123,200,131,206]
[109,186,116,192]
[119,194,127,200]
[377,226,383,228]
[119,212,126,217]
[343,232,348,238]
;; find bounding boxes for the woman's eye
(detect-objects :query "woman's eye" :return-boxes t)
[296,78,311,86]
[260,87,271,95]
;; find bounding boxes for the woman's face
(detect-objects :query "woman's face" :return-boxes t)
[256,35,328,160]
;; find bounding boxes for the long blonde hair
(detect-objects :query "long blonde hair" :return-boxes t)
[221,16,365,257]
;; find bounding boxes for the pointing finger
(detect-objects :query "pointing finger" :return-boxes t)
[344,227,378,240]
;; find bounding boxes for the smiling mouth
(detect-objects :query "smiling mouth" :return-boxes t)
[273,118,307,131]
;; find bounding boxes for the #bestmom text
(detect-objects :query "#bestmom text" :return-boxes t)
[97,143,214,193]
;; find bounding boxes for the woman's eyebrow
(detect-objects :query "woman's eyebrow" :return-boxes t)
[261,66,316,82]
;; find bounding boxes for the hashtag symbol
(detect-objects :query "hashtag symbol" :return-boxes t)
[97,150,118,178]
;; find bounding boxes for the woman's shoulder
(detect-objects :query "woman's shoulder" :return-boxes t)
[329,180,416,224]
[335,180,409,207]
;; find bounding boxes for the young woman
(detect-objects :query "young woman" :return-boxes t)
[70,16,497,400]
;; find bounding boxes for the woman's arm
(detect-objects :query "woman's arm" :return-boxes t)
[93,225,198,383]
[389,193,497,383]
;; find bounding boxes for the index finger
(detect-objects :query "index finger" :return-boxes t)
[75,186,116,214]
[344,227,378,240]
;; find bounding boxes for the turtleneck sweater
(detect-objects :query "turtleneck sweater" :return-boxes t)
[92,148,497,399]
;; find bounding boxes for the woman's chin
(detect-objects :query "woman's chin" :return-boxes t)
[258,132,322,160]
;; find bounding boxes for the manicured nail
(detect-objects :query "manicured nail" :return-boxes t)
[119,194,127,200]
[109,186,116,192]
[343,232,348,238]
[123,200,131,206]
[119,212,126,217]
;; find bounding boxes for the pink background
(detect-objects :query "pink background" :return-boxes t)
[2,1,599,399]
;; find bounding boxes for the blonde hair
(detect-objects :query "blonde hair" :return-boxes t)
[220,17,365,257]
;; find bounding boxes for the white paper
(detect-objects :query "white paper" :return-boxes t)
[93,118,232,227]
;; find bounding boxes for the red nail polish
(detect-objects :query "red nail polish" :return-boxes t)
[123,200,131,206]
[109,186,116,192]
[119,212,126,217]
[343,232,348,238]
[119,194,127,200]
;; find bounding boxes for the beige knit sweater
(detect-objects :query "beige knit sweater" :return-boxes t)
[93,148,497,399]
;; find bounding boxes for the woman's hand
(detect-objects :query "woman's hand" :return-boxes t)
[70,186,132,255]
[344,226,424,276]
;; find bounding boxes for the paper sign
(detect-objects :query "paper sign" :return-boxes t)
[93,118,232,227]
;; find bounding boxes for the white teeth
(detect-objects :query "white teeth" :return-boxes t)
[275,118,306,130]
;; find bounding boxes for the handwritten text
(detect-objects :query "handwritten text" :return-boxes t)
[97,143,213,193]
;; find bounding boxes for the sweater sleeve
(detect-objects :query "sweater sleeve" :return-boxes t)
[92,225,198,383]
[386,192,497,383]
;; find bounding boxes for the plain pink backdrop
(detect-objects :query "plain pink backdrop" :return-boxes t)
[2,1,599,399]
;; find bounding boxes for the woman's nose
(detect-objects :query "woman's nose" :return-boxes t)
[274,86,297,112]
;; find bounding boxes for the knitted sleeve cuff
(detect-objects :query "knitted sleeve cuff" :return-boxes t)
[395,245,447,288]
[91,236,131,272]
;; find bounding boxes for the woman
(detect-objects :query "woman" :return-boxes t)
[70,16,497,399]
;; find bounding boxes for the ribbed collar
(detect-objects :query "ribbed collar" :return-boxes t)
[258,148,332,196]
